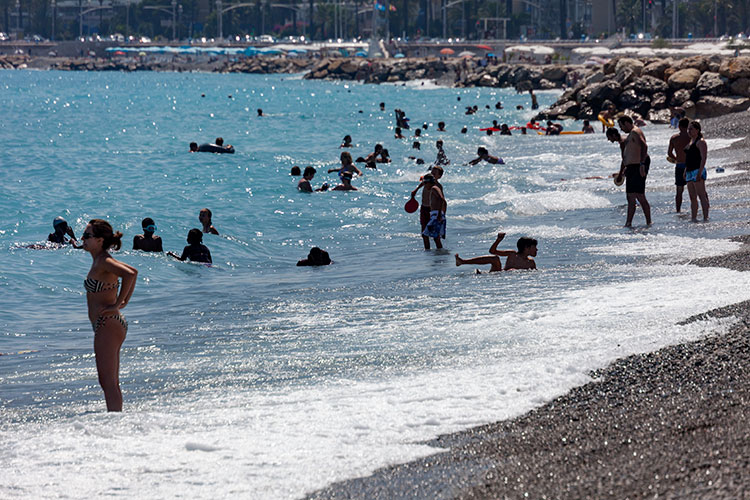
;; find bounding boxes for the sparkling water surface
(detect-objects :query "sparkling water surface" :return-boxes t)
[2,70,750,499]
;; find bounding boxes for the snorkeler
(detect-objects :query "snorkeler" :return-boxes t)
[199,208,219,235]
[168,228,212,263]
[468,147,504,165]
[132,217,163,252]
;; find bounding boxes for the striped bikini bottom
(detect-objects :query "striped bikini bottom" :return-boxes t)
[93,314,128,335]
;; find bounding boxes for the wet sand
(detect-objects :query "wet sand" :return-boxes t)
[307,113,750,499]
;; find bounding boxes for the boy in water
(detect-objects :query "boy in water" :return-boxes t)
[434,140,450,166]
[168,228,212,263]
[298,166,329,192]
[133,217,163,252]
[421,173,446,249]
[455,233,537,272]
[468,147,504,165]
[411,166,444,250]
[199,208,219,235]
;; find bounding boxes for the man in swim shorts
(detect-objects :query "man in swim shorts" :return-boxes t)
[616,115,652,227]
[421,173,446,249]
[133,217,163,252]
[411,166,444,250]
[667,117,691,213]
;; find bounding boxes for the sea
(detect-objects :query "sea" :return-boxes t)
[2,69,750,499]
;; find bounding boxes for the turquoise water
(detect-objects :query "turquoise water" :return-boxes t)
[2,70,750,498]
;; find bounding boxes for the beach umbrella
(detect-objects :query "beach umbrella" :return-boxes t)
[113,51,126,56]
[394,53,406,58]
[475,44,492,50]
[138,51,146,57]
[458,50,475,57]
[439,48,455,55]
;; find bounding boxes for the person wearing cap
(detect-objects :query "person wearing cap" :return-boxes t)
[421,173,447,249]
[133,217,163,252]
[48,217,80,246]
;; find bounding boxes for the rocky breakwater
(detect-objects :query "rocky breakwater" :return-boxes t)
[303,57,583,89]
[221,56,318,74]
[538,55,750,123]
[50,57,165,71]
[0,54,31,69]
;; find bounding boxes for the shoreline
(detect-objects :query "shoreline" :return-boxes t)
[306,115,750,499]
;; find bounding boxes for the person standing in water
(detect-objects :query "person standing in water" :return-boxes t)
[81,219,138,411]
[199,208,219,235]
[615,115,651,227]
[667,117,691,213]
[411,166,444,250]
[421,173,446,249]
[685,120,710,222]
[132,217,163,252]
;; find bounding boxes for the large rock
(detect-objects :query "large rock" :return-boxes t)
[583,70,605,85]
[544,100,580,119]
[615,58,644,77]
[719,57,750,79]
[617,89,650,115]
[642,59,672,79]
[695,96,750,117]
[668,68,701,89]
[730,77,750,97]
[632,75,669,94]
[339,61,359,74]
[695,71,728,96]
[602,57,620,75]
[541,65,566,81]
[651,92,667,109]
[676,55,710,72]
[577,80,622,106]
[670,88,694,106]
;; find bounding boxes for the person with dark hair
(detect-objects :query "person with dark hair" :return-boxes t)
[434,140,449,166]
[530,89,539,110]
[189,142,199,152]
[377,148,391,164]
[455,232,537,272]
[298,166,328,192]
[411,166,444,249]
[296,247,332,266]
[257,108,264,117]
[329,151,362,179]
[615,115,652,227]
[48,216,79,246]
[133,217,163,252]
[685,120,710,222]
[500,124,512,136]
[421,173,446,249]
[668,117,691,213]
[437,121,446,132]
[545,121,563,135]
[582,120,595,134]
[468,147,504,165]
[290,165,302,176]
[461,126,468,134]
[81,219,138,411]
[394,127,405,139]
[199,208,219,235]
[168,229,212,263]
[412,141,421,150]
[340,135,353,148]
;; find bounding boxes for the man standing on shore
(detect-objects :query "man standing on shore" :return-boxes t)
[667,117,691,213]
[615,115,652,227]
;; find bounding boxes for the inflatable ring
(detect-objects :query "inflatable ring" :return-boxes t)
[598,114,615,128]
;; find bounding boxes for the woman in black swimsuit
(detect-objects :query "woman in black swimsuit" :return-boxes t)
[81,219,138,411]
[685,120,710,222]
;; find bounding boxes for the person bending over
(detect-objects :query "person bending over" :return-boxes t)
[168,228,212,263]
[133,217,163,252]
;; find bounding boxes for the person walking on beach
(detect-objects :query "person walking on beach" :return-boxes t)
[455,233,538,272]
[81,219,138,411]
[133,217,163,252]
[421,173,446,250]
[685,120,710,222]
[411,166,444,250]
[614,116,652,227]
[668,117,691,213]
[199,208,219,235]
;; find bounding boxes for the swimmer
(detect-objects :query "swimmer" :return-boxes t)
[422,123,428,130]
[437,121,446,132]
[413,141,421,150]
[329,151,363,178]
[298,166,329,192]
[434,140,449,166]
[495,101,503,110]
[530,89,538,110]
[340,135,353,148]
[291,165,302,176]
[414,128,422,138]
[395,127,405,139]
[377,148,391,164]
[48,216,80,246]
[486,129,493,136]
[199,208,219,235]
[461,126,468,134]
[257,108,264,117]
[332,172,358,191]
[379,102,385,111]
[168,228,212,263]
[582,120,595,134]
[545,121,563,135]
[516,105,524,110]
[500,124,512,136]
[468,147,504,165]
[297,247,332,266]
[81,219,138,411]
[455,233,537,271]
[362,144,384,169]
[132,217,163,252]
[189,142,199,152]
[520,127,527,135]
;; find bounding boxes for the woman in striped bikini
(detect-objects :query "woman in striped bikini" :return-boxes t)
[81,219,138,411]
